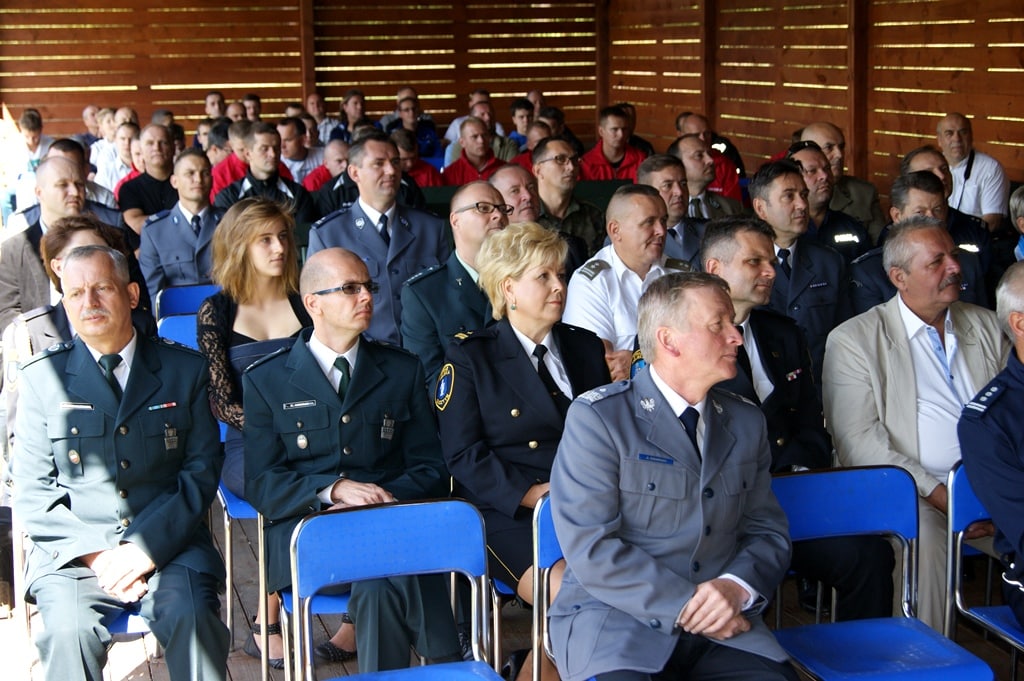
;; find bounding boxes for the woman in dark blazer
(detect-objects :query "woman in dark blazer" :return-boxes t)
[435,221,610,681]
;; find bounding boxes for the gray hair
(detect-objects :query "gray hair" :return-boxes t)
[637,272,730,363]
[996,261,1024,337]
[1010,185,1024,226]
[62,245,130,285]
[882,216,946,273]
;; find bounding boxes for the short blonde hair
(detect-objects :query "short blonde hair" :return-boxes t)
[477,222,567,320]
[211,198,299,304]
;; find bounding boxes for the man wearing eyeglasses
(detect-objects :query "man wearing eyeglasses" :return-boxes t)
[243,247,461,672]
[533,137,606,256]
[308,131,449,344]
[401,182,509,387]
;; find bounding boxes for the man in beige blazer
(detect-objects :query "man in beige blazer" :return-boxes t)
[823,216,1008,631]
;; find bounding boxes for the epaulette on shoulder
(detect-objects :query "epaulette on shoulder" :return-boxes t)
[664,257,693,272]
[16,304,57,323]
[577,380,628,404]
[313,205,351,228]
[157,336,204,357]
[578,259,610,281]
[716,387,759,407]
[368,338,418,358]
[851,248,882,266]
[405,263,445,287]
[453,330,476,342]
[963,381,1007,418]
[244,345,290,373]
[22,340,74,368]
[144,209,172,226]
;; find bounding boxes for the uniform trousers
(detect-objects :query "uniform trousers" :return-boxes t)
[592,632,799,681]
[30,562,228,681]
[791,536,895,620]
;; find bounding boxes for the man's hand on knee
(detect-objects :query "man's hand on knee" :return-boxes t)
[91,543,156,602]
[677,578,748,636]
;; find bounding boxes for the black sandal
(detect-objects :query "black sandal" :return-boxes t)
[243,616,286,670]
[314,639,358,663]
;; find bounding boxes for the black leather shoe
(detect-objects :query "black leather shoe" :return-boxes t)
[242,617,285,670]
[314,640,357,664]
[501,648,529,681]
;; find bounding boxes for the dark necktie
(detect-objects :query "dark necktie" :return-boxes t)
[533,344,571,418]
[378,214,390,247]
[778,248,792,278]
[680,407,700,458]
[733,325,759,404]
[688,197,702,220]
[99,354,123,401]
[735,325,753,381]
[190,214,202,237]
[334,356,351,399]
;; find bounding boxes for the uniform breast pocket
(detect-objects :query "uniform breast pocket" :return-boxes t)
[48,410,106,479]
[276,404,332,461]
[141,407,192,471]
[716,462,757,528]
[359,403,410,459]
[618,459,690,538]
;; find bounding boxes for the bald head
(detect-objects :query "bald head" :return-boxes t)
[936,112,973,165]
[300,247,366,296]
[800,122,846,178]
[36,156,86,222]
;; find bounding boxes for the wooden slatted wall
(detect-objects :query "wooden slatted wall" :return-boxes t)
[0,0,305,135]
[310,1,598,144]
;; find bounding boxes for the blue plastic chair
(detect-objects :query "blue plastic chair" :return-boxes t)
[156,314,198,349]
[287,499,502,681]
[946,462,1024,680]
[530,495,562,681]
[216,483,259,648]
[771,466,994,680]
[154,283,220,320]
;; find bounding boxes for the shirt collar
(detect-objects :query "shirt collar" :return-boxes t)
[897,294,954,341]
[649,364,705,420]
[454,250,480,284]
[609,242,666,283]
[84,329,138,369]
[176,202,208,224]
[509,323,556,363]
[357,198,395,228]
[308,331,360,378]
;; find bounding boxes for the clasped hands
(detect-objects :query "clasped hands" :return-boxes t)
[82,543,156,604]
[676,577,751,641]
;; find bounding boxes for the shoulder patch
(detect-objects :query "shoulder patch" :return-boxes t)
[405,263,444,287]
[144,209,172,226]
[578,259,610,281]
[664,257,693,272]
[244,345,290,372]
[21,341,73,368]
[312,205,351,229]
[434,362,455,411]
[577,380,629,404]
[963,382,1006,417]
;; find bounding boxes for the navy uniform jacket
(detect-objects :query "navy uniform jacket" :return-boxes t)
[138,204,224,302]
[435,319,609,532]
[12,335,224,595]
[664,220,704,271]
[959,349,1024,589]
[400,252,492,388]
[314,171,426,217]
[548,371,790,681]
[213,171,319,225]
[848,246,987,315]
[766,235,850,384]
[242,331,449,592]
[716,309,831,472]
[308,202,450,344]
[877,208,993,273]
[810,208,872,263]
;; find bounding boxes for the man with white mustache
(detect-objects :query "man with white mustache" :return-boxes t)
[823,216,1009,631]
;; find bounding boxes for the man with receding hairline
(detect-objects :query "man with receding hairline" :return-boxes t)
[119,124,177,235]
[935,112,1009,232]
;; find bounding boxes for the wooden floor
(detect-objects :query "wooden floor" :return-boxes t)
[0,512,1019,680]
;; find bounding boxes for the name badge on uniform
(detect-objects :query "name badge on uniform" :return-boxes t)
[164,426,178,451]
[381,413,395,441]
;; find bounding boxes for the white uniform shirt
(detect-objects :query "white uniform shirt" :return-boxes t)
[949,150,1009,219]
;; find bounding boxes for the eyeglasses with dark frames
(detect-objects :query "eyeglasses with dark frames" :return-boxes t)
[452,201,514,216]
[536,154,581,167]
[311,281,380,296]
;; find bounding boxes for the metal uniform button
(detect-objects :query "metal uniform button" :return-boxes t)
[528,440,538,449]
[343,446,352,455]
[52,550,59,559]
[649,619,661,629]
[119,489,128,499]
[118,425,129,435]
[121,518,130,527]
[70,427,79,435]
[510,409,520,418]
[692,561,700,572]
[646,482,655,491]
[120,459,130,469]
[776,437,785,446]
[342,414,351,424]
[703,487,714,499]
[68,450,80,464]
[296,421,304,428]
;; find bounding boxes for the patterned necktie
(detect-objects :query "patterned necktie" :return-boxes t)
[680,407,700,458]
[533,344,571,418]
[778,248,793,278]
[334,356,351,399]
[99,354,123,401]
[190,214,202,237]
[378,214,390,247]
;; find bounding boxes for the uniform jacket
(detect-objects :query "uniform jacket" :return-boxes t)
[138,204,224,301]
[242,332,449,592]
[823,297,1008,496]
[12,335,224,595]
[400,252,492,388]
[548,369,791,681]
[308,202,449,344]
[766,235,850,383]
[717,308,831,472]
[435,319,609,532]
[810,209,872,263]
[213,171,318,225]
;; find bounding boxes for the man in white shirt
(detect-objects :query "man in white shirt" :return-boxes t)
[563,184,688,381]
[936,112,1009,232]
[823,215,1008,630]
[277,116,323,184]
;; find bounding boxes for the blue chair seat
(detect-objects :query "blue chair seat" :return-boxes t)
[971,605,1024,643]
[109,609,151,636]
[217,483,258,521]
[775,617,994,679]
[322,660,500,680]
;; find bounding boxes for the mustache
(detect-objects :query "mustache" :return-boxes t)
[80,307,109,320]
[940,273,963,290]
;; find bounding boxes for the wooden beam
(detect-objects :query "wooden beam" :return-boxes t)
[700,0,717,125]
[298,0,316,97]
[846,0,868,177]
[595,0,610,117]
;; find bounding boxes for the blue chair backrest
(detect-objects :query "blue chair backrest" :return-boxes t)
[289,499,488,600]
[947,462,990,534]
[534,495,562,570]
[155,284,220,319]
[771,466,918,542]
[157,314,198,349]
